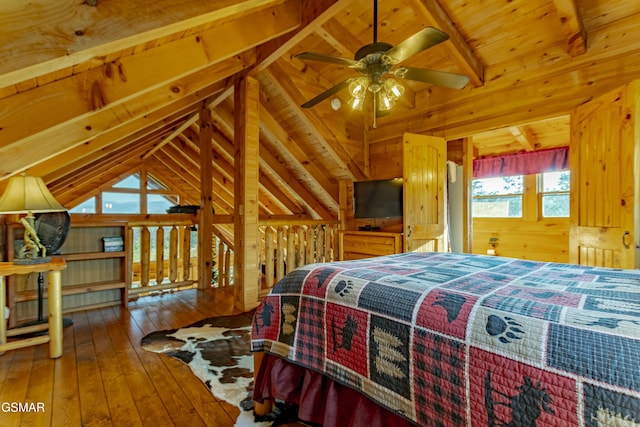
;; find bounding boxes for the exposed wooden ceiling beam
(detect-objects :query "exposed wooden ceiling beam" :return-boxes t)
[0,52,253,180]
[26,93,213,188]
[208,102,328,217]
[0,1,299,178]
[508,126,537,152]
[551,0,587,56]
[410,0,484,87]
[250,0,357,75]
[0,0,299,90]
[259,104,339,202]
[265,62,364,180]
[142,85,235,160]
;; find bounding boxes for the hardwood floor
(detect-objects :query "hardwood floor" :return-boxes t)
[0,287,260,427]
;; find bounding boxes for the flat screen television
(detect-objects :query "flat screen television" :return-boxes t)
[354,179,403,219]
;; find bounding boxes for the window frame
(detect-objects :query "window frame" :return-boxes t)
[471,172,570,221]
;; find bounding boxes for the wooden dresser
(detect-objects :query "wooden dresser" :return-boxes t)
[339,230,403,260]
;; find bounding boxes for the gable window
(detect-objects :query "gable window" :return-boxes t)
[471,176,523,218]
[70,172,178,214]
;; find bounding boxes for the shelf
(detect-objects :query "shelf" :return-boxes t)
[60,251,126,261]
[13,280,128,302]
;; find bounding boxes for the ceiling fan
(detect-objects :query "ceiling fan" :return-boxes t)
[295,0,470,125]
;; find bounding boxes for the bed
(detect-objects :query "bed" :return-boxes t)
[251,252,640,426]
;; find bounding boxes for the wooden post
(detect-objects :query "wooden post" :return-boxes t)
[234,75,261,311]
[198,104,214,289]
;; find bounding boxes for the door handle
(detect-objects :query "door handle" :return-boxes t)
[622,231,631,249]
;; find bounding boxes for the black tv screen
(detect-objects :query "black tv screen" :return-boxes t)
[354,179,403,219]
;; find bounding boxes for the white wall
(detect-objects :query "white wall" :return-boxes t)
[448,164,464,253]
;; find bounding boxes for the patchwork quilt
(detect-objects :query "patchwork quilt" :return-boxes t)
[251,252,640,426]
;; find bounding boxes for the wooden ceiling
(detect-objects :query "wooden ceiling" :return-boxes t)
[1,0,640,221]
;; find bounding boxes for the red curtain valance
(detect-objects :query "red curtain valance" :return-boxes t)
[473,147,569,178]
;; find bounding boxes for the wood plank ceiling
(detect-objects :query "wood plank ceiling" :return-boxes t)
[1,0,640,222]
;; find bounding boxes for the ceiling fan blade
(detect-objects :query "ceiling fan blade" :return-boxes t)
[301,78,353,108]
[295,52,360,68]
[394,66,470,89]
[383,27,449,64]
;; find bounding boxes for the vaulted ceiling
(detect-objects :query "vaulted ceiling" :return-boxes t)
[1,0,640,221]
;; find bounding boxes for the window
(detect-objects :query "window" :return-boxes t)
[540,171,570,217]
[69,171,179,214]
[71,197,96,214]
[472,176,523,217]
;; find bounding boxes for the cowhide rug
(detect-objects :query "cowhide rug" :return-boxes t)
[141,313,272,427]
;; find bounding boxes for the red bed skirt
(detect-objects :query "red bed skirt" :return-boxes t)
[253,353,415,427]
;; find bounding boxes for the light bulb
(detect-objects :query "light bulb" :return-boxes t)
[384,78,404,100]
[378,92,395,111]
[349,97,364,111]
[348,77,369,98]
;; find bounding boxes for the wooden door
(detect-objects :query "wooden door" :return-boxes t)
[569,81,640,268]
[403,133,447,252]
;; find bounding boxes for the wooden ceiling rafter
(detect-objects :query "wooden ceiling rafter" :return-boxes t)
[410,0,485,87]
[0,51,254,180]
[160,143,235,214]
[0,0,300,91]
[44,113,186,191]
[551,0,587,56]
[258,104,339,202]
[142,83,236,161]
[264,63,364,180]
[249,0,357,76]
[206,101,322,217]
[508,126,538,152]
[152,146,234,214]
[59,139,161,209]
[52,136,161,205]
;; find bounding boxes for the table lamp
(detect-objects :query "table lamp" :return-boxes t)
[0,174,66,264]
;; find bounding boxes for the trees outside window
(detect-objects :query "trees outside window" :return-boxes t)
[472,171,570,219]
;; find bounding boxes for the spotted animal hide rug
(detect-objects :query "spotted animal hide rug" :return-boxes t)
[140,313,269,427]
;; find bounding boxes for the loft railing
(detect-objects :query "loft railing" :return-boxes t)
[127,219,197,296]
[258,219,340,293]
[123,216,338,297]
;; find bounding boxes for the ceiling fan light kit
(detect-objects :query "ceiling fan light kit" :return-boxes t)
[295,0,471,126]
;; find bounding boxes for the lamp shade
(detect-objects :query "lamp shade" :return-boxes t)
[0,174,65,214]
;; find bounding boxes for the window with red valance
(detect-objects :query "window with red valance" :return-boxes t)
[473,147,569,178]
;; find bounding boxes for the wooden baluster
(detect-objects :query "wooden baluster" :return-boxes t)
[276,226,285,282]
[305,225,314,264]
[141,226,150,287]
[217,240,225,287]
[265,226,275,290]
[297,226,306,267]
[225,246,232,286]
[287,226,296,274]
[169,226,178,283]
[126,226,134,288]
[182,226,191,281]
[316,225,325,263]
[326,224,334,261]
[156,226,164,285]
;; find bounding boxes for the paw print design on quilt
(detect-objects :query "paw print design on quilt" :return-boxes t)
[485,314,525,344]
[469,307,546,365]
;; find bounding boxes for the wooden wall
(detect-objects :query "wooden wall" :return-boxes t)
[471,219,569,262]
